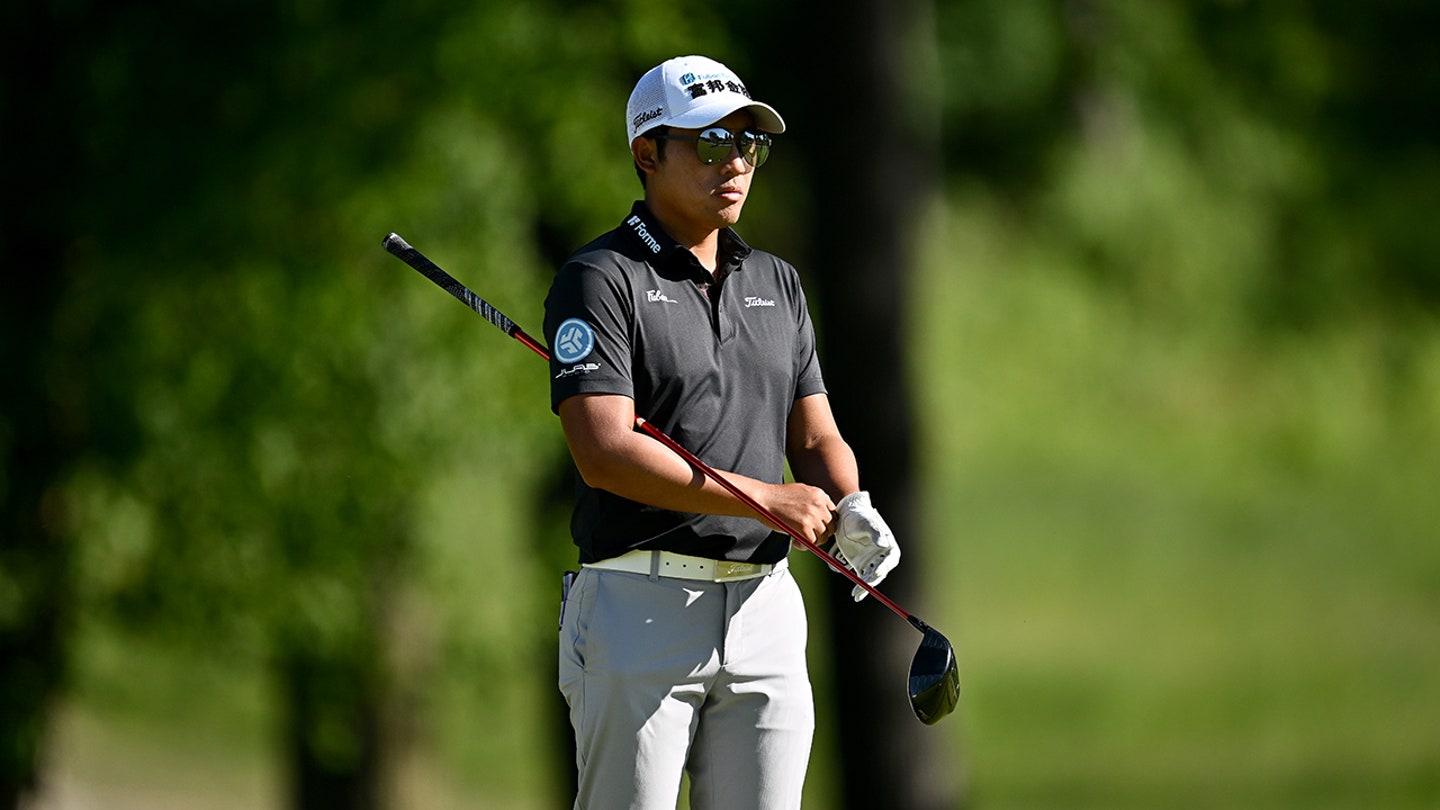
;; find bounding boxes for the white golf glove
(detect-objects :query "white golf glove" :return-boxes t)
[829,491,900,602]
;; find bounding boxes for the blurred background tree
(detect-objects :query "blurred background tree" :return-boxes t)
[4,1,1438,809]
[741,0,959,806]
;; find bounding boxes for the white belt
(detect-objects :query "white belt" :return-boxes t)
[583,549,783,582]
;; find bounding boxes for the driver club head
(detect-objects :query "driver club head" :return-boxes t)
[908,624,961,725]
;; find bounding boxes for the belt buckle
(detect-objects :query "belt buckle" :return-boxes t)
[714,561,763,581]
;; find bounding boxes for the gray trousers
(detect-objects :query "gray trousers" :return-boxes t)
[558,560,814,810]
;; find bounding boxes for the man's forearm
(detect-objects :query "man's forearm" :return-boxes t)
[787,434,860,502]
[560,393,838,542]
[571,425,775,518]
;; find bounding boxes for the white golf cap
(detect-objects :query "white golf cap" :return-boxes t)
[626,55,786,143]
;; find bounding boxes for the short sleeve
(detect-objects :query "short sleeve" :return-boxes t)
[543,259,637,413]
[790,273,826,402]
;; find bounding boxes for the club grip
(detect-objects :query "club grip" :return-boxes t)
[382,232,413,255]
[382,232,519,337]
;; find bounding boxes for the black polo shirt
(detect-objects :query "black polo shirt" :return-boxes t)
[544,201,827,565]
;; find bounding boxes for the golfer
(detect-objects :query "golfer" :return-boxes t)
[545,54,900,810]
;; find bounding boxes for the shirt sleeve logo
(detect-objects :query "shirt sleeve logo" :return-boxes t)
[554,318,596,364]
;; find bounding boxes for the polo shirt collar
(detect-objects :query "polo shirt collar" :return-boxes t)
[622,201,753,272]
[718,227,753,271]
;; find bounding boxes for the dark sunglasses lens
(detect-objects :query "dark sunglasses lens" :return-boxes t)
[696,129,733,165]
[742,131,771,168]
[695,128,770,167]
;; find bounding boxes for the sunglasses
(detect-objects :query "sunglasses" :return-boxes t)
[655,127,773,168]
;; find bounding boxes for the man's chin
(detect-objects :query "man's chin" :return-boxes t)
[715,200,747,227]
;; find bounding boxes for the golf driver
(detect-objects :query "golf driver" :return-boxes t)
[383,232,961,725]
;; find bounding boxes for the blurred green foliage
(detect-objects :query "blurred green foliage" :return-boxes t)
[4,0,1438,808]
[916,3,1440,806]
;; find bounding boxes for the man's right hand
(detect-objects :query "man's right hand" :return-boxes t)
[759,482,836,545]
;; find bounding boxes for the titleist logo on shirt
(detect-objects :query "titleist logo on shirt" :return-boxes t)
[626,215,663,254]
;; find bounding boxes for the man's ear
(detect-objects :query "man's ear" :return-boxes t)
[632,136,659,175]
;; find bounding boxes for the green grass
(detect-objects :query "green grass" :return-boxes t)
[932,458,1440,809]
[41,632,281,810]
[914,203,1440,808]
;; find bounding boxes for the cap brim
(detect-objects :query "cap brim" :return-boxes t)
[667,99,786,134]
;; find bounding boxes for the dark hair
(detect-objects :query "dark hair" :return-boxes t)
[634,126,669,188]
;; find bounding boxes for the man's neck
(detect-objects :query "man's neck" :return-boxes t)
[643,198,723,273]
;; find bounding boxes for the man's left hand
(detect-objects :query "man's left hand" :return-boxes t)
[830,491,901,602]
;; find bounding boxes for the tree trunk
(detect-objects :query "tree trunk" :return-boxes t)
[752,0,965,806]
[276,546,417,810]
[1,5,80,808]
[279,648,386,810]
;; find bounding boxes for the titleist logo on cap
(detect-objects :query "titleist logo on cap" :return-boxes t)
[632,107,663,130]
